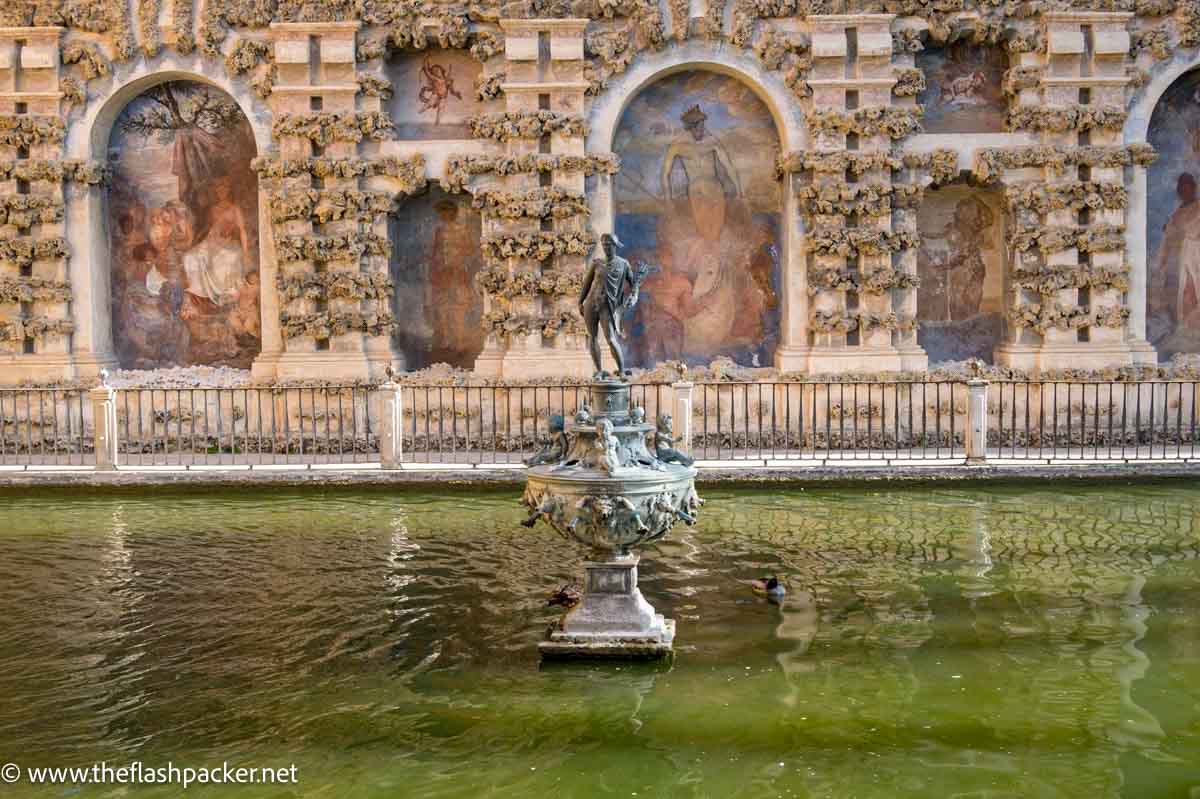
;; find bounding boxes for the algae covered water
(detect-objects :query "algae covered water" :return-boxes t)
[0,483,1198,797]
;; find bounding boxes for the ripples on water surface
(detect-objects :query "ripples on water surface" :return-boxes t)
[0,484,1199,797]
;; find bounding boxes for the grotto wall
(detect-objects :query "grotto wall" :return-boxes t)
[0,0,1196,384]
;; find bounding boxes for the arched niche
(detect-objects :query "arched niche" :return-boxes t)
[609,68,784,368]
[915,42,1008,134]
[104,79,261,369]
[915,185,1007,363]
[1145,67,1200,358]
[389,186,485,369]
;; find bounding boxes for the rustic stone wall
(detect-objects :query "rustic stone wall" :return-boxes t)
[0,1,1197,384]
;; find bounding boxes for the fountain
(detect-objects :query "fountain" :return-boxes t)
[520,233,702,659]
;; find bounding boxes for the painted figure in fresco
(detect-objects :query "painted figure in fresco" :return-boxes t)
[113,201,190,367]
[661,105,742,243]
[108,80,260,369]
[580,233,642,378]
[418,55,462,125]
[643,103,766,360]
[918,195,995,322]
[175,205,243,363]
[426,198,483,364]
[939,71,987,106]
[1152,173,1200,337]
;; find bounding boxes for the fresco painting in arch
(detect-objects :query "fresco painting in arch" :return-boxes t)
[387,50,483,139]
[916,43,1007,134]
[107,80,260,370]
[614,71,782,369]
[916,187,1006,363]
[1147,68,1200,359]
[390,188,486,369]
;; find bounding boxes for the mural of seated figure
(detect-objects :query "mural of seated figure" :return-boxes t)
[107,79,261,370]
[613,71,782,370]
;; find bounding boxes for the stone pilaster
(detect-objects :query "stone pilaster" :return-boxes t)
[996,12,1138,370]
[788,14,927,373]
[473,19,594,379]
[263,21,396,381]
[0,27,100,381]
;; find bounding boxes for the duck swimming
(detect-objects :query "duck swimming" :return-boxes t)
[547,584,581,608]
[751,576,786,598]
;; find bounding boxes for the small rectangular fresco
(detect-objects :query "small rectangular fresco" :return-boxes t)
[387,50,483,140]
[106,80,261,370]
[390,189,486,369]
[613,71,782,369]
[916,187,1006,363]
[916,44,1007,134]
[1147,69,1200,359]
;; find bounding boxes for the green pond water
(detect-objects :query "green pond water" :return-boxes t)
[1,483,1199,798]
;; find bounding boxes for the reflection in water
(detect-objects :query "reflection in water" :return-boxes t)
[0,485,1198,797]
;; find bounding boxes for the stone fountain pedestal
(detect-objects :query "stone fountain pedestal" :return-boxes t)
[521,379,701,660]
[540,554,676,659]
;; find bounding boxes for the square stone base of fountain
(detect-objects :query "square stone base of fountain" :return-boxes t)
[539,555,676,660]
[539,618,676,660]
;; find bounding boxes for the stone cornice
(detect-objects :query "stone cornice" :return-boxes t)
[499,19,589,33]
[268,22,361,35]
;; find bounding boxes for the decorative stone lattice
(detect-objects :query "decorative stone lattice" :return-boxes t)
[794,15,930,373]
[983,12,1138,370]
[464,18,596,378]
[264,22,405,379]
[0,26,79,377]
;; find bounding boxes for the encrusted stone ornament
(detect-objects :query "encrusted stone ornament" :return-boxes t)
[522,379,701,659]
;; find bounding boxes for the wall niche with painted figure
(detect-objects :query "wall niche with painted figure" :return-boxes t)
[389,187,485,369]
[1147,68,1200,359]
[915,186,1007,363]
[386,49,484,140]
[106,80,261,370]
[916,43,1007,134]
[613,70,783,369]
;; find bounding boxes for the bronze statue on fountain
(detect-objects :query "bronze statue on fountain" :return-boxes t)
[520,231,701,659]
[579,233,649,380]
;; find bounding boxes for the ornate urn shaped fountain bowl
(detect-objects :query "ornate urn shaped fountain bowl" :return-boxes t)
[522,379,702,659]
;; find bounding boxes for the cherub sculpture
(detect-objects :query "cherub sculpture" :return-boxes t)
[647,492,696,534]
[568,495,648,537]
[631,404,646,424]
[653,413,694,467]
[524,414,567,467]
[594,418,621,474]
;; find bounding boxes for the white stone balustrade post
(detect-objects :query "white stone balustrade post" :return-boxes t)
[90,385,118,471]
[672,381,694,456]
[378,380,403,470]
[966,379,988,465]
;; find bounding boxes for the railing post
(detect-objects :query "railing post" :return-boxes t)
[672,381,694,456]
[379,380,403,470]
[966,378,988,465]
[90,384,118,471]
